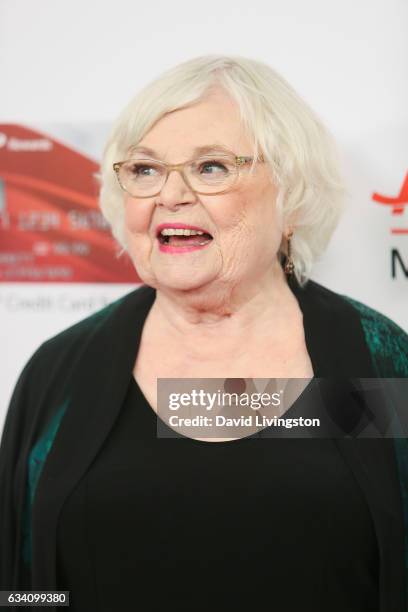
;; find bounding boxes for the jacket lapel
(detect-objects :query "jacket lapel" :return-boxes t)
[290,277,406,611]
[32,285,156,591]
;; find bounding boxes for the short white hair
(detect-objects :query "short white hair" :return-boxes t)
[98,54,347,285]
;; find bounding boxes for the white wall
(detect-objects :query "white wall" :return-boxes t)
[1,0,407,430]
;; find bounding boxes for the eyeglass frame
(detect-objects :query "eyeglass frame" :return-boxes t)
[112,151,266,198]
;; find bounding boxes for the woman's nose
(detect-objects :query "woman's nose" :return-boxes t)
[156,169,196,208]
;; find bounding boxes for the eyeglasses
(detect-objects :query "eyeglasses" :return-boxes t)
[112,151,265,198]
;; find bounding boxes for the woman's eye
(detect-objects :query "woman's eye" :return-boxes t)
[199,160,229,174]
[129,164,157,176]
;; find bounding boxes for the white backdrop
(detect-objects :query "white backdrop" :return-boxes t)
[0,0,407,432]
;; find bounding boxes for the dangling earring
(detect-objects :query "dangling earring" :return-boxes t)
[284,231,294,275]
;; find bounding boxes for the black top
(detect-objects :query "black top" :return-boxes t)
[56,374,380,612]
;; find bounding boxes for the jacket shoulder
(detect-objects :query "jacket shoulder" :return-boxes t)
[341,294,408,377]
[301,279,408,377]
[29,284,153,364]
[2,284,152,457]
[34,291,129,357]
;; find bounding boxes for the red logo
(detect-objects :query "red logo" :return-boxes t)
[372,172,408,235]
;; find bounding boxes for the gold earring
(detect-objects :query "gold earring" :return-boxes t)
[284,231,294,275]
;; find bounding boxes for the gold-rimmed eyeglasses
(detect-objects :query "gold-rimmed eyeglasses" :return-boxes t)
[112,151,265,198]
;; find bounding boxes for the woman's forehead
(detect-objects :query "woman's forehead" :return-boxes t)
[128,143,242,159]
[129,96,253,159]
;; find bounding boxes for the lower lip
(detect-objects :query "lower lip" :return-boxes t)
[157,239,212,254]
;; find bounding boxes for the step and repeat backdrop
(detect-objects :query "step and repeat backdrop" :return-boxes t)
[1,0,407,430]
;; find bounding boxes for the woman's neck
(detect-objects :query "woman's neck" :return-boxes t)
[144,263,303,363]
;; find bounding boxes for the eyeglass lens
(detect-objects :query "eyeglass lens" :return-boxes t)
[117,155,239,196]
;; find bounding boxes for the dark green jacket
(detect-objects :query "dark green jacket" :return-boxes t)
[0,277,407,612]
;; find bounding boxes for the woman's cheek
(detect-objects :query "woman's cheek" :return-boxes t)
[125,234,157,286]
[123,206,154,260]
[126,232,152,264]
[216,228,249,280]
[123,196,153,232]
[124,205,142,234]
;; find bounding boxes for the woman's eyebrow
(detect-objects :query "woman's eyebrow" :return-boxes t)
[128,143,232,158]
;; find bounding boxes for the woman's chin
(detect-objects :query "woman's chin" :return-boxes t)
[155,271,215,293]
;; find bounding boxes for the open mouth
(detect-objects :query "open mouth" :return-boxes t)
[157,229,213,248]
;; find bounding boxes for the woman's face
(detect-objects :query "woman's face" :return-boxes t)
[123,87,283,293]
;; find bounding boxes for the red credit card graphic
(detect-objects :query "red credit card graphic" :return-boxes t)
[0,124,140,282]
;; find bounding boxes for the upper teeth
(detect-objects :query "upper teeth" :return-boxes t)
[160,228,205,236]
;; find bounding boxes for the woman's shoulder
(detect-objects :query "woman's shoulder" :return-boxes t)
[307,279,408,377]
[30,284,155,365]
[3,284,156,442]
[340,293,407,377]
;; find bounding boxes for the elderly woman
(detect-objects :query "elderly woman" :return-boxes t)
[1,55,407,612]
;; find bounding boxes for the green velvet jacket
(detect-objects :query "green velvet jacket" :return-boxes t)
[0,277,407,612]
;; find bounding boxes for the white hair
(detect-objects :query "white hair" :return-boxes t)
[98,54,347,285]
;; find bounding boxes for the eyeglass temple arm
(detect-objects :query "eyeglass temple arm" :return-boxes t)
[236,154,265,165]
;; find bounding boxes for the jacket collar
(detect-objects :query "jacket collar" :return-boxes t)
[287,274,375,377]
